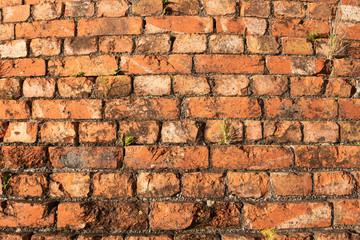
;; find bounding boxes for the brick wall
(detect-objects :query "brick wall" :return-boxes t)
[0,0,360,239]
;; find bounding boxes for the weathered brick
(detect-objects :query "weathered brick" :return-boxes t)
[64,0,94,17]
[97,0,129,17]
[326,78,354,98]
[64,37,97,56]
[313,232,350,240]
[33,100,102,119]
[31,234,73,240]
[79,122,116,143]
[23,78,56,98]
[131,0,162,15]
[137,172,180,198]
[339,5,360,22]
[0,146,47,169]
[349,41,360,58]
[57,201,148,230]
[0,40,27,58]
[213,75,249,96]
[173,75,210,95]
[95,75,132,98]
[266,56,292,74]
[105,98,179,120]
[314,172,354,196]
[16,20,75,38]
[126,236,171,240]
[119,121,160,144]
[245,120,262,142]
[0,233,31,240]
[0,24,14,41]
[146,16,213,33]
[0,58,46,77]
[273,1,305,18]
[4,122,38,143]
[195,55,264,74]
[58,77,93,98]
[354,172,360,192]
[0,122,8,140]
[50,173,90,198]
[247,36,279,54]
[333,199,360,225]
[212,146,293,170]
[161,121,200,143]
[0,78,21,99]
[3,5,30,22]
[252,75,288,96]
[124,146,208,170]
[216,17,267,35]
[282,37,313,55]
[0,100,30,119]
[204,119,243,143]
[78,236,123,240]
[264,98,338,119]
[330,22,360,40]
[93,173,134,199]
[166,0,199,15]
[209,35,244,53]
[0,0,22,7]
[175,235,220,240]
[136,34,171,54]
[33,2,63,20]
[0,202,55,227]
[308,3,335,20]
[339,99,360,119]
[173,34,207,53]
[185,97,261,118]
[333,59,360,77]
[263,121,302,143]
[49,147,122,169]
[203,0,236,15]
[121,55,192,74]
[41,122,76,144]
[182,172,225,198]
[240,1,270,17]
[290,77,324,96]
[134,75,171,96]
[270,19,329,37]
[243,202,331,229]
[99,36,134,54]
[271,172,312,196]
[227,172,269,198]
[30,38,62,57]
[340,121,360,142]
[8,173,47,197]
[78,18,143,36]
[48,55,117,76]
[303,121,339,143]
[222,235,254,240]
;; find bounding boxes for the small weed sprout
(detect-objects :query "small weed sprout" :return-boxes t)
[70,71,85,77]
[98,75,108,98]
[2,173,12,189]
[114,69,122,75]
[327,24,348,60]
[306,27,321,43]
[261,228,278,240]
[162,0,170,15]
[218,119,232,145]
[242,27,247,39]
[118,134,134,146]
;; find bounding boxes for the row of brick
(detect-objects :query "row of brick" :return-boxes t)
[0,199,358,230]
[1,145,360,170]
[1,170,359,198]
[1,120,360,144]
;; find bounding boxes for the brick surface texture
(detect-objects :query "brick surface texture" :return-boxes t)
[0,0,359,239]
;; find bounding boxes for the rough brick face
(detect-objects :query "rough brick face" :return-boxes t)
[137,172,180,198]
[93,173,134,198]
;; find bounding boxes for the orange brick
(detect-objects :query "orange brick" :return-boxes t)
[33,2,63,20]
[41,122,76,144]
[0,40,27,58]
[227,172,269,198]
[0,100,30,119]
[290,77,324,96]
[216,17,267,35]
[203,0,236,15]
[97,0,129,17]
[282,37,313,55]
[333,199,360,226]
[99,36,134,54]
[64,0,94,17]
[0,233,31,240]
[58,77,93,98]
[240,0,271,17]
[127,236,171,240]
[273,1,305,18]
[131,0,162,15]
[314,232,350,240]
[0,58,46,77]
[137,172,180,198]
[173,75,210,95]
[314,172,354,196]
[31,234,73,240]
[30,38,62,56]
[271,172,312,196]
[3,5,30,22]
[252,75,288,96]
[349,41,360,58]
[0,146,47,169]
[266,56,292,74]
[119,121,160,144]
[264,121,302,143]
[136,34,171,54]
[0,0,22,7]
[182,172,225,198]
[134,75,171,96]
[308,3,335,20]
[78,18,142,36]
[270,19,330,37]
[340,121,360,142]
[303,121,339,143]
[333,59,360,77]
[0,78,21,99]
[93,173,134,198]
[161,121,200,144]
[209,35,244,53]
[146,16,213,33]
[339,99,360,119]
[4,122,38,143]
[64,37,97,55]
[16,20,75,38]
[213,75,249,96]
[0,24,14,40]
[79,122,117,143]
[23,78,56,98]
[173,34,207,53]
[94,75,132,98]
[8,173,47,197]
[247,35,279,54]
[166,0,199,15]
[0,122,7,140]
[50,173,90,198]
[245,120,262,142]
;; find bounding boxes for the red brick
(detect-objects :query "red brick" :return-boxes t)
[49,147,122,169]
[50,173,90,198]
[185,97,261,118]
[195,55,264,74]
[161,121,200,143]
[41,122,76,144]
[314,172,354,196]
[16,20,74,38]
[273,1,305,18]
[8,173,47,197]
[64,0,94,17]
[119,121,160,144]
[342,0,360,5]
[137,172,180,198]
[222,235,255,240]
[124,146,208,170]
[333,199,360,225]
[264,121,302,143]
[0,24,14,40]
[95,75,132,98]
[326,78,354,98]
[58,77,93,98]
[308,3,335,20]
[97,0,129,17]
[333,59,360,77]
[105,98,179,120]
[4,122,38,143]
[203,0,236,15]
[245,120,262,142]
[146,16,213,34]
[0,100,30,119]
[290,77,324,96]
[270,19,330,37]
[78,18,142,36]
[182,172,225,198]
[99,36,134,54]
[93,173,134,199]
[247,36,279,54]
[243,202,331,229]
[340,99,360,119]
[240,1,271,17]
[33,2,63,20]
[175,235,220,240]
[212,146,293,170]
[227,172,269,198]
[216,17,267,35]
[131,0,162,15]
[0,233,31,240]
[23,78,56,98]
[313,232,350,240]
[64,37,97,55]
[136,34,171,54]
[48,55,117,76]
[264,98,338,119]
[0,146,47,169]
[33,99,102,119]
[349,41,360,58]
[166,0,199,15]
[0,78,21,99]
[30,38,62,56]
[209,35,244,53]
[3,5,30,22]
[303,121,339,143]
[213,75,249,96]
[57,201,148,230]
[266,56,292,74]
[31,234,73,240]
[282,37,313,55]
[121,55,192,74]
[0,58,46,77]
[0,202,55,227]
[271,172,312,196]
[134,75,171,96]
[204,119,243,143]
[331,22,360,40]
[0,122,7,140]
[173,34,207,53]
[173,75,210,95]
[78,236,123,240]
[0,0,22,7]
[340,122,360,142]
[252,75,288,96]
[0,40,27,58]
[126,236,171,240]
[79,122,117,143]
